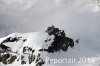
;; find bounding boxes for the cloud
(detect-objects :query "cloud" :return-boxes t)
[0,0,38,10]
[0,0,99,49]
[0,0,100,36]
[74,0,100,12]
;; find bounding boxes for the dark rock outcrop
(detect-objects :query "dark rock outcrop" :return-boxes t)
[45,25,75,53]
[1,37,21,44]
[0,53,17,64]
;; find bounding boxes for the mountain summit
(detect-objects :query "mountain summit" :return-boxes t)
[0,26,75,66]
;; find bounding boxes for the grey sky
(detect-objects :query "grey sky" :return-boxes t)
[0,0,100,40]
[0,0,99,35]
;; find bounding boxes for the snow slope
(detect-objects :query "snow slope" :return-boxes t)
[0,32,52,66]
[0,26,100,66]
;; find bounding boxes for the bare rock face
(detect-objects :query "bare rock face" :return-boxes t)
[21,46,35,65]
[0,53,17,64]
[35,53,45,66]
[1,37,22,44]
[21,46,45,66]
[40,25,75,53]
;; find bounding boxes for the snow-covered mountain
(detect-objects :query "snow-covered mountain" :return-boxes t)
[0,26,99,66]
[0,26,76,66]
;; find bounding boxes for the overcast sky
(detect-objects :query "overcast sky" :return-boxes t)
[0,0,100,46]
[0,0,100,36]
[0,0,100,44]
